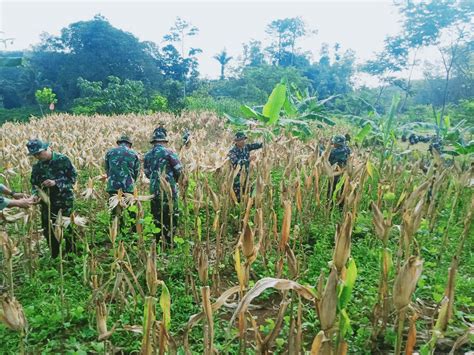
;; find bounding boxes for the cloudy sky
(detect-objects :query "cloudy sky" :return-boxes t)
[1,0,404,83]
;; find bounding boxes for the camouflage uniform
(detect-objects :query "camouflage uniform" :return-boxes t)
[0,184,12,210]
[429,137,443,154]
[28,139,77,258]
[105,135,141,230]
[105,144,140,193]
[144,131,182,243]
[228,132,263,200]
[328,135,351,204]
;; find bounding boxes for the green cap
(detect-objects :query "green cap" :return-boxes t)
[331,134,346,145]
[117,135,132,145]
[234,131,247,141]
[150,131,168,143]
[26,139,49,155]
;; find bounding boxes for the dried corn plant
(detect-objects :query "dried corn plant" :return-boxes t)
[0,112,472,354]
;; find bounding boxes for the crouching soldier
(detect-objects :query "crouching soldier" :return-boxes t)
[144,131,182,245]
[27,139,77,258]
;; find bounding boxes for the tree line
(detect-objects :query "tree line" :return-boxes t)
[0,1,472,124]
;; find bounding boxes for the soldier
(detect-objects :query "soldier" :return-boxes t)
[182,129,191,148]
[328,134,351,202]
[429,136,444,155]
[27,139,77,258]
[144,130,182,244]
[104,135,141,229]
[228,131,263,201]
[0,184,35,210]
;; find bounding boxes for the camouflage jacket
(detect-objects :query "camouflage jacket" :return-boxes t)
[31,152,77,206]
[105,144,140,193]
[0,197,9,210]
[228,143,263,171]
[144,144,182,199]
[0,184,10,210]
[329,145,351,167]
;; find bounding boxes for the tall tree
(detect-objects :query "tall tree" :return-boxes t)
[27,15,164,107]
[265,17,312,67]
[213,49,233,80]
[398,0,473,123]
[242,40,265,67]
[163,17,201,98]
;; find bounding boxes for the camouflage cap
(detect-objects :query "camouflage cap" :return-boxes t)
[234,131,247,141]
[154,126,167,137]
[117,135,132,145]
[150,131,168,143]
[331,134,346,145]
[26,139,49,156]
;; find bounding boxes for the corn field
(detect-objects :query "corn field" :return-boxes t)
[0,112,472,354]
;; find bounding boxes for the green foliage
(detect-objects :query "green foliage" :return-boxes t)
[263,83,287,124]
[149,94,168,112]
[35,87,57,113]
[184,95,241,117]
[0,107,41,124]
[72,76,148,115]
[227,80,336,139]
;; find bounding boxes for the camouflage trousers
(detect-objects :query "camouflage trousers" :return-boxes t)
[150,196,179,245]
[233,173,251,202]
[40,201,75,258]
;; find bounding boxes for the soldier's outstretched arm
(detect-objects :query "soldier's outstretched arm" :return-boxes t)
[247,142,263,151]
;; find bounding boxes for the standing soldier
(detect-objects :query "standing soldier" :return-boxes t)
[228,131,263,201]
[144,130,182,244]
[104,135,140,229]
[328,134,351,202]
[27,139,77,258]
[0,184,35,210]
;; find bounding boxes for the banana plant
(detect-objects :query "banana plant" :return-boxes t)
[226,80,336,138]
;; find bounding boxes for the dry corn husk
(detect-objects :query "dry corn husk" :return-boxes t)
[95,297,113,340]
[0,295,27,331]
[279,200,292,251]
[393,256,423,310]
[146,241,159,296]
[318,266,338,331]
[197,247,209,284]
[241,224,254,259]
[333,213,353,271]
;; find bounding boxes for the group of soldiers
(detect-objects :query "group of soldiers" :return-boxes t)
[401,133,444,154]
[0,129,352,258]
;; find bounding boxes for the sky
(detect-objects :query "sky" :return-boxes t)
[0,0,404,84]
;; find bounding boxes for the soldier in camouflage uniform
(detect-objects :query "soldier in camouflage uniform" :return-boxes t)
[144,131,182,244]
[327,134,351,203]
[104,135,141,230]
[0,184,35,210]
[428,136,444,155]
[28,139,77,258]
[228,131,263,201]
